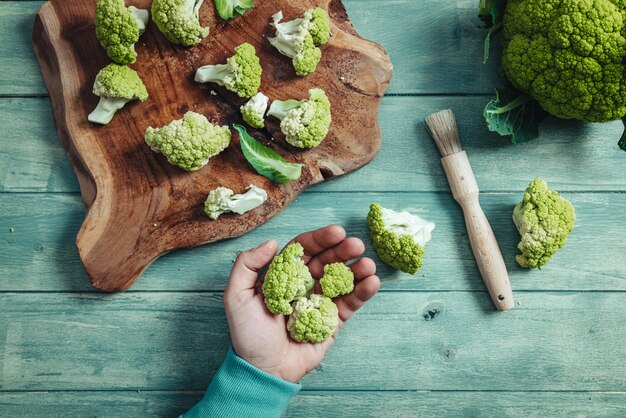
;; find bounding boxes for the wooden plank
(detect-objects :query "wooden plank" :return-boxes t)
[0,0,501,96]
[1,292,625,391]
[1,192,625,292]
[2,97,625,194]
[0,2,45,96]
[1,391,625,418]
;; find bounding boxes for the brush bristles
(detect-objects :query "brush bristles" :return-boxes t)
[425,109,463,157]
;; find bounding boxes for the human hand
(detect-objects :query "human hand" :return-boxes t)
[223,225,381,383]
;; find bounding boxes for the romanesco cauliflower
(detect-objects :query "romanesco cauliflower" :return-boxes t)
[513,178,576,269]
[287,294,339,343]
[268,8,330,76]
[240,92,269,128]
[320,262,354,299]
[267,88,331,148]
[501,0,626,122]
[195,43,262,98]
[367,203,436,275]
[95,0,149,64]
[262,243,314,315]
[144,111,231,171]
[152,0,209,46]
[88,64,149,125]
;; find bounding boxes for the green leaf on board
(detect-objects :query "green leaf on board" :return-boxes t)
[234,124,303,184]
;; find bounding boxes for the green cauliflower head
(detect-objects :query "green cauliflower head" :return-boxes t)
[195,43,263,98]
[144,111,231,171]
[513,178,576,269]
[88,63,149,125]
[152,0,210,47]
[305,7,331,46]
[95,0,149,64]
[268,8,330,76]
[240,92,269,128]
[262,243,314,315]
[320,262,354,299]
[267,88,332,149]
[287,294,339,343]
[502,0,626,122]
[367,203,435,275]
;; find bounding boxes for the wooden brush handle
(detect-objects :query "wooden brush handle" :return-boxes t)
[441,151,514,311]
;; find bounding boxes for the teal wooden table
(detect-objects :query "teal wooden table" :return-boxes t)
[2,1,626,417]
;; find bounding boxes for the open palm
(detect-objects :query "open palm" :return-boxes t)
[224,225,380,383]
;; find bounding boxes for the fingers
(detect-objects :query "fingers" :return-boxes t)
[306,238,366,278]
[348,257,377,281]
[225,240,278,296]
[334,274,381,325]
[289,225,346,263]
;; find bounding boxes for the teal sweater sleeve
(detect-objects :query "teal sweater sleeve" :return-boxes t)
[181,347,301,418]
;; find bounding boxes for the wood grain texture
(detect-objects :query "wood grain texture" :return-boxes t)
[3,96,626,194]
[2,391,626,418]
[31,0,392,291]
[2,192,625,292]
[0,0,502,96]
[1,292,626,391]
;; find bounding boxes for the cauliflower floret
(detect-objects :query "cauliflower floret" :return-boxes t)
[204,185,267,220]
[144,111,231,171]
[268,8,330,76]
[240,92,269,129]
[151,0,209,47]
[88,64,149,125]
[287,294,339,343]
[195,43,263,98]
[501,0,626,122]
[95,0,149,64]
[320,263,354,299]
[262,243,314,315]
[513,178,576,269]
[367,203,436,275]
[267,88,331,149]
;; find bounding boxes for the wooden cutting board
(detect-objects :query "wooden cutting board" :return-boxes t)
[32,0,392,292]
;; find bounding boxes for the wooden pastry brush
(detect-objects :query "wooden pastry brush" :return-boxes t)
[425,109,514,311]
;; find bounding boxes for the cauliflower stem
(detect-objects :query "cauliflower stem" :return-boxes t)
[88,64,149,125]
[368,203,435,275]
[195,43,262,98]
[267,88,331,149]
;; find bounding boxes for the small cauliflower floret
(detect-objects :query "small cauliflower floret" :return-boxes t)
[195,43,262,98]
[367,203,436,275]
[287,294,339,343]
[267,88,331,148]
[262,243,314,315]
[88,64,149,125]
[320,262,354,299]
[268,8,330,76]
[513,178,576,269]
[144,111,231,171]
[152,0,209,46]
[240,92,269,128]
[204,184,267,220]
[95,0,149,64]
[213,0,254,20]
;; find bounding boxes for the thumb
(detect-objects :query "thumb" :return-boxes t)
[226,240,278,295]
